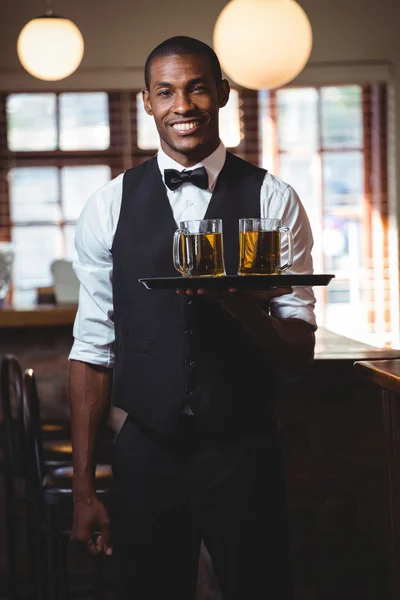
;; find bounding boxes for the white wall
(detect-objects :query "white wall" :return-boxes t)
[0,0,398,74]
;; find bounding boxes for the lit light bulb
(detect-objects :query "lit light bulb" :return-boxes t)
[17,16,84,81]
[214,0,312,90]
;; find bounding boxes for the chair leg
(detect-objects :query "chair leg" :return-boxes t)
[93,555,105,600]
[57,532,70,600]
[46,504,61,600]
[4,467,18,600]
[26,497,46,600]
[34,508,49,600]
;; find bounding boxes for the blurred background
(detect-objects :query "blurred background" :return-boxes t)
[1,2,400,599]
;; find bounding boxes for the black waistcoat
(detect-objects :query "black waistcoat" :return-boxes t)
[111,151,276,435]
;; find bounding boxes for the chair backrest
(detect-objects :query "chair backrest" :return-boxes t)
[22,369,45,501]
[0,354,24,469]
[50,259,79,305]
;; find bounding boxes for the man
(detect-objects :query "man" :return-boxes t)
[69,35,317,599]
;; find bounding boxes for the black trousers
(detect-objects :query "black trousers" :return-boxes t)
[113,414,294,600]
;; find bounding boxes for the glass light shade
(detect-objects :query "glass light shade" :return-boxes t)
[17,16,84,81]
[213,0,312,90]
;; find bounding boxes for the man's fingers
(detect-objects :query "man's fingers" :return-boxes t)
[98,520,113,555]
[86,538,101,556]
[176,286,293,302]
[71,504,112,557]
[256,287,293,298]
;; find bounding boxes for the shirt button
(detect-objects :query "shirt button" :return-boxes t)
[184,328,194,336]
[184,359,195,367]
[184,387,194,395]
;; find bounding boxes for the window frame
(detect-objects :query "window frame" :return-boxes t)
[263,83,391,342]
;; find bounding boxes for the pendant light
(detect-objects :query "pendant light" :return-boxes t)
[17,0,84,81]
[213,0,312,90]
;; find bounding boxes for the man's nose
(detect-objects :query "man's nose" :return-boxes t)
[173,92,195,113]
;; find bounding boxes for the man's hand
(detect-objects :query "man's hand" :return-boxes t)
[177,286,293,316]
[176,285,314,370]
[71,494,113,556]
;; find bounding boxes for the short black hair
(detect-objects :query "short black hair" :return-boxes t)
[144,36,222,90]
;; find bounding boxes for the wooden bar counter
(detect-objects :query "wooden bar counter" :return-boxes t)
[354,359,400,600]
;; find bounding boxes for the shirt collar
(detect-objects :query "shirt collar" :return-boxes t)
[157,142,226,192]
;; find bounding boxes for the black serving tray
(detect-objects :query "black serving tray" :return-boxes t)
[138,274,335,290]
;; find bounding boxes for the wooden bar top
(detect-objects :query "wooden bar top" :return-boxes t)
[314,328,400,361]
[0,304,77,327]
[354,360,400,395]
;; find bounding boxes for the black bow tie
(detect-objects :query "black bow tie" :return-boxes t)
[164,166,209,191]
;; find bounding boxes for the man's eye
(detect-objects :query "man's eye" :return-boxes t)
[158,90,171,97]
[192,86,206,93]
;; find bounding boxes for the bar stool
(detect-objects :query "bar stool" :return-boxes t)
[0,354,75,599]
[22,367,117,600]
[0,353,114,598]
[0,355,21,600]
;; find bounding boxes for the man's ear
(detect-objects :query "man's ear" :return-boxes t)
[218,79,230,109]
[142,88,153,116]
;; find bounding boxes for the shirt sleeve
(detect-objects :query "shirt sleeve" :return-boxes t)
[261,175,317,330]
[69,176,123,368]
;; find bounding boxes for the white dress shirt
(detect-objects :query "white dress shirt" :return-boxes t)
[69,142,317,368]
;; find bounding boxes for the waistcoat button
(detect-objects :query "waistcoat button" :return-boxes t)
[184,387,194,395]
[184,328,194,336]
[184,359,195,367]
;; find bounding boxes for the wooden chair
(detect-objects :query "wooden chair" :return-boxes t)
[22,367,117,600]
[0,354,22,600]
[0,354,75,599]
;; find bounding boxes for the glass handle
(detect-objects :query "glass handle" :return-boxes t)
[173,228,190,276]
[278,226,294,272]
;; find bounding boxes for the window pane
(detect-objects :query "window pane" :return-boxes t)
[259,90,274,169]
[322,215,364,273]
[219,89,241,148]
[6,93,57,151]
[278,154,319,217]
[137,92,159,149]
[64,225,78,262]
[323,152,364,209]
[321,86,363,149]
[9,168,60,223]
[59,93,110,150]
[62,166,111,221]
[12,226,62,297]
[276,88,318,151]
[323,216,367,337]
[136,89,241,149]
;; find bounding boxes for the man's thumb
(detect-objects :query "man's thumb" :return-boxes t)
[98,529,113,555]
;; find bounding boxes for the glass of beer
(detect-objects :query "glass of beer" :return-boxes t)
[173,219,226,277]
[238,218,294,275]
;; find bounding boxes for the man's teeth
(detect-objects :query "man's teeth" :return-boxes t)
[173,122,199,131]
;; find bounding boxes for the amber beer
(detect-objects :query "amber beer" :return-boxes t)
[238,218,294,275]
[239,230,281,275]
[181,232,225,277]
[173,219,226,277]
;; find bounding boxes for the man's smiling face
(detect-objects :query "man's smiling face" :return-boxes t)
[142,53,230,167]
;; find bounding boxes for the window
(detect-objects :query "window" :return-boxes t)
[9,165,110,305]
[3,92,112,305]
[7,92,110,151]
[259,85,395,347]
